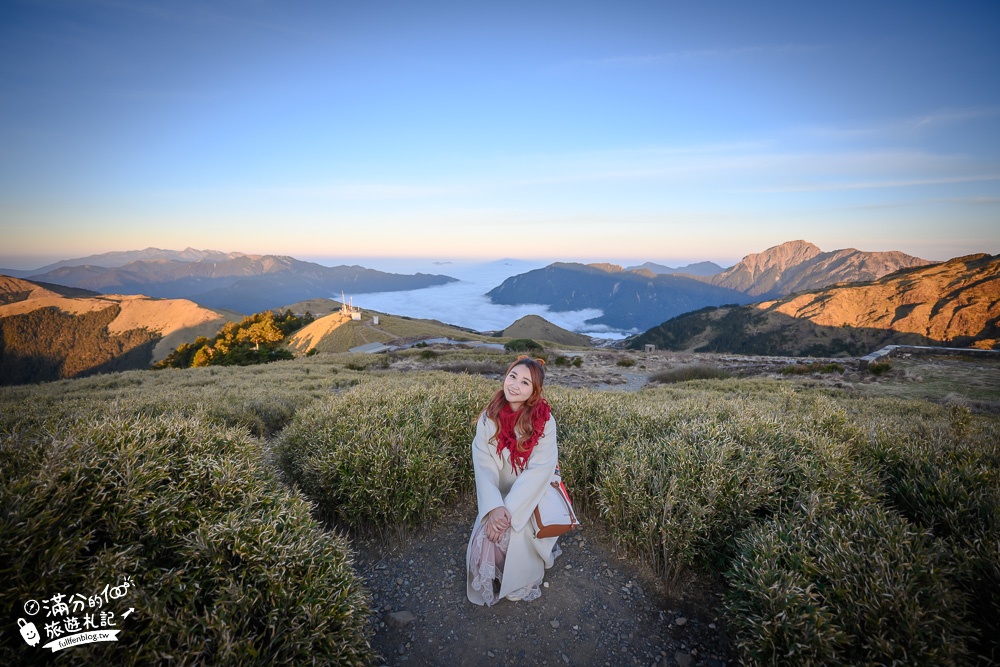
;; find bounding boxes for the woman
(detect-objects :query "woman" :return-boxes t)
[466,356,561,606]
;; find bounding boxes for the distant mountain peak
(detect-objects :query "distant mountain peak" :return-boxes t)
[625,261,725,277]
[633,252,1000,355]
[487,262,754,331]
[587,263,625,273]
[710,240,929,298]
[11,247,246,275]
[502,314,592,347]
[737,240,822,275]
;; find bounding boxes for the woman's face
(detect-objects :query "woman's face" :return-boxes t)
[503,363,534,410]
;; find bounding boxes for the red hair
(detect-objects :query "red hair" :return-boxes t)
[485,356,547,456]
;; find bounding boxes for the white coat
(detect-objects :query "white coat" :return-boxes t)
[466,409,560,605]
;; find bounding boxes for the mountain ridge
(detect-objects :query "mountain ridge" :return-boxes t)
[0,275,243,384]
[625,261,724,277]
[18,253,457,315]
[630,253,1000,356]
[487,262,753,332]
[0,247,244,277]
[705,240,932,297]
[486,241,936,333]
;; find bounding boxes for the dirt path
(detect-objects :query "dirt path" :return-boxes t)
[353,497,734,667]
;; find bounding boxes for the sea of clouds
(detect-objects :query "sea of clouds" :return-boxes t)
[315,258,628,339]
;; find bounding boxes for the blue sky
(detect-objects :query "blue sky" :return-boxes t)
[2,0,999,269]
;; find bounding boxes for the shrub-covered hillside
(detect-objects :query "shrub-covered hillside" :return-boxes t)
[0,305,160,385]
[2,354,998,665]
[154,309,314,369]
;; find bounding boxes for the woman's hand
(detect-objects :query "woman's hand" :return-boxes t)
[485,506,511,543]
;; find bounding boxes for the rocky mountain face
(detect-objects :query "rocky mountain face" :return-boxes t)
[20,253,457,314]
[631,253,1000,356]
[487,262,753,332]
[486,241,931,333]
[707,240,931,297]
[0,275,235,384]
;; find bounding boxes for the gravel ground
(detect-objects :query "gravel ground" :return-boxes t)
[353,497,734,667]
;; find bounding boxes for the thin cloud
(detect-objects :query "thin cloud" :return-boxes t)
[553,44,825,71]
[837,197,1000,211]
[262,182,463,201]
[201,145,999,204]
[936,196,1000,205]
[794,106,1000,141]
[910,106,1000,130]
[213,142,775,202]
[494,146,994,192]
[739,173,1000,194]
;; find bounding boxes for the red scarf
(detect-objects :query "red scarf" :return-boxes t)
[495,399,551,474]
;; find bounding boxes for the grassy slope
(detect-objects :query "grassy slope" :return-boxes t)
[855,354,1000,404]
[287,309,499,354]
[3,353,999,665]
[502,314,593,347]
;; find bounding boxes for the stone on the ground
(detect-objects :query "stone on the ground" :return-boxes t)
[387,610,417,627]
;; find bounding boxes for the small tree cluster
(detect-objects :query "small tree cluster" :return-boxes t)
[504,338,543,352]
[155,310,314,369]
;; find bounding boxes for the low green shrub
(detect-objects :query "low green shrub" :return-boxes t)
[859,414,1000,660]
[504,338,542,352]
[596,424,778,589]
[649,365,733,384]
[0,411,373,665]
[121,382,308,438]
[436,361,509,376]
[199,389,302,437]
[781,361,846,375]
[616,357,636,368]
[550,389,672,516]
[868,360,893,375]
[559,386,887,595]
[725,504,973,666]
[276,375,492,534]
[344,355,390,371]
[590,403,870,587]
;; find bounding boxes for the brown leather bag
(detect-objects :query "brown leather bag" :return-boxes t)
[531,468,580,538]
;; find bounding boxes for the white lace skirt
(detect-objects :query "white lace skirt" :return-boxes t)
[468,521,560,606]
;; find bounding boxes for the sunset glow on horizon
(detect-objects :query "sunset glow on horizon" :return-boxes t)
[2,1,999,269]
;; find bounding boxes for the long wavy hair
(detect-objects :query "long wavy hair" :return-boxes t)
[484,356,547,454]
